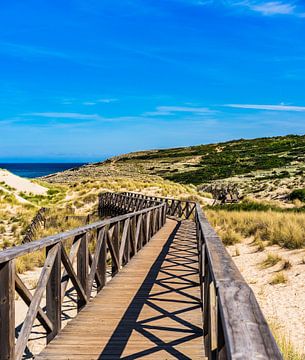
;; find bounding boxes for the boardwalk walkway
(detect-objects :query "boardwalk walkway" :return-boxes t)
[36,219,204,359]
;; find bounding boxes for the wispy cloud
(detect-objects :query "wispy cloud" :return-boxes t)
[225,103,305,111]
[83,98,118,106]
[97,98,118,103]
[22,112,143,125]
[26,112,104,120]
[0,42,107,68]
[186,0,305,17]
[143,105,213,116]
[238,1,299,16]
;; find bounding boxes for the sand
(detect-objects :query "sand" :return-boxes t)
[0,169,48,195]
[227,239,305,355]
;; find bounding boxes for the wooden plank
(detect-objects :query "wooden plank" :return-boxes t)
[218,281,282,359]
[61,235,81,302]
[46,244,62,343]
[209,281,217,353]
[88,227,106,293]
[97,228,107,290]
[37,219,204,360]
[107,228,120,276]
[119,218,130,267]
[134,213,142,252]
[0,260,15,360]
[77,233,89,311]
[15,244,59,360]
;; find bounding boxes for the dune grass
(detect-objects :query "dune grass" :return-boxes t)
[270,272,288,285]
[270,322,304,360]
[206,209,305,249]
[260,253,282,268]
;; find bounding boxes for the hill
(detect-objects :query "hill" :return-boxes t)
[44,134,305,200]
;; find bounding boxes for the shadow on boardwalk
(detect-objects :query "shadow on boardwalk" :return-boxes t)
[100,221,203,359]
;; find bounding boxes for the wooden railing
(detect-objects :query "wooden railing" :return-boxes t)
[22,207,48,244]
[100,192,282,359]
[195,204,282,359]
[0,191,282,359]
[98,192,160,217]
[0,202,166,360]
[121,191,196,219]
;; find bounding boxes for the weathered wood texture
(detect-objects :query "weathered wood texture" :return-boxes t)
[36,219,204,360]
[0,191,282,359]
[99,191,196,219]
[0,201,166,360]
[195,204,282,359]
[22,207,48,244]
[100,192,282,359]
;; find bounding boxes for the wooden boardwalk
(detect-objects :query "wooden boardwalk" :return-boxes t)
[36,219,204,360]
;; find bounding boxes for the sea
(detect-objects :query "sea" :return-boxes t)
[0,163,86,178]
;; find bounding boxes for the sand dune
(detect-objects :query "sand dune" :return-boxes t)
[0,169,48,195]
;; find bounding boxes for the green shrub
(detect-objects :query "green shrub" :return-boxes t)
[289,189,305,202]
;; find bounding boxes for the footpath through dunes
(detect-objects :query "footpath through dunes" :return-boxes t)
[37,219,205,359]
[0,192,282,359]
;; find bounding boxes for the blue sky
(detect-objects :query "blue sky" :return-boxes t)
[0,0,305,162]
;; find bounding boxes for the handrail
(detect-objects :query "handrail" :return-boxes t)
[0,191,282,359]
[0,200,166,359]
[100,192,282,359]
[121,191,196,219]
[195,204,282,359]
[98,192,161,217]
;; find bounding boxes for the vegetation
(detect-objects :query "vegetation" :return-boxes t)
[270,322,304,360]
[206,210,305,249]
[260,253,282,268]
[0,135,304,356]
[290,188,305,202]
[43,134,305,201]
[270,272,287,285]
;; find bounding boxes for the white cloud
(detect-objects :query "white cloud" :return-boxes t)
[159,106,212,112]
[185,0,304,17]
[143,105,213,116]
[83,98,118,106]
[225,104,305,111]
[26,112,104,120]
[97,98,118,103]
[241,1,296,15]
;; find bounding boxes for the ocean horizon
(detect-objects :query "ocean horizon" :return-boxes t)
[0,163,87,178]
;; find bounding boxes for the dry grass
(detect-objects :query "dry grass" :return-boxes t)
[270,322,304,360]
[270,272,287,285]
[15,251,45,274]
[260,253,282,268]
[206,210,305,249]
[282,260,292,270]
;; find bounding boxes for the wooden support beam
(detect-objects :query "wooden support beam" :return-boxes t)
[46,244,62,343]
[0,260,15,360]
[77,233,88,311]
[15,245,59,360]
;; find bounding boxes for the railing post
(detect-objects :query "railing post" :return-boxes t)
[0,260,15,360]
[97,228,107,291]
[77,233,89,311]
[209,281,218,359]
[112,222,120,275]
[46,244,61,343]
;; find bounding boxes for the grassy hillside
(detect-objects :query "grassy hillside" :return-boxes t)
[45,134,305,200]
